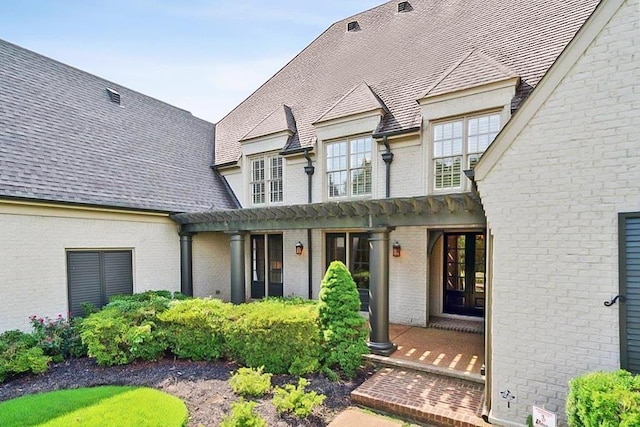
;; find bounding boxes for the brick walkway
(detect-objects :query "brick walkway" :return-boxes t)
[352,366,487,427]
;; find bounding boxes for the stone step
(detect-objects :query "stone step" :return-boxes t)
[352,366,487,427]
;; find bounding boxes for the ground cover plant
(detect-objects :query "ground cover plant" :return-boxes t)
[229,366,273,397]
[0,385,188,427]
[567,369,640,427]
[272,377,326,418]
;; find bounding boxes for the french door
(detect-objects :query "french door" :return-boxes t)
[250,234,283,299]
[443,232,485,317]
[326,232,370,310]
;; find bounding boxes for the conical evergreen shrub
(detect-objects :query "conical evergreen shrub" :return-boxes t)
[318,260,368,377]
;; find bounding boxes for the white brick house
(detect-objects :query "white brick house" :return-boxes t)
[475,0,639,424]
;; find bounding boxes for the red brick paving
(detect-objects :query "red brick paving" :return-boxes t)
[352,367,486,427]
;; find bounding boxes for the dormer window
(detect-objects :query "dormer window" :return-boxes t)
[326,136,372,198]
[433,112,500,190]
[250,153,283,205]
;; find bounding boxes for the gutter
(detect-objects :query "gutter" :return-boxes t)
[380,136,393,198]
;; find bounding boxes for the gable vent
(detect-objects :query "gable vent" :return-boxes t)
[398,1,413,12]
[106,88,121,105]
[347,20,360,32]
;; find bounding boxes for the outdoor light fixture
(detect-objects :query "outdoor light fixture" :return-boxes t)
[392,241,401,257]
[295,241,304,255]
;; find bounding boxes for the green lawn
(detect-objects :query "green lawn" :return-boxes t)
[0,386,187,427]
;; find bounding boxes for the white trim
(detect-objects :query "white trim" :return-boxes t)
[419,76,520,106]
[474,0,626,181]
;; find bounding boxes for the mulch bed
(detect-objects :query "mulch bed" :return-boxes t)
[0,358,376,426]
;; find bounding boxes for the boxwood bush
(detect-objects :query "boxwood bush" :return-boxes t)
[224,299,322,375]
[567,369,640,427]
[158,298,230,361]
[318,261,369,378]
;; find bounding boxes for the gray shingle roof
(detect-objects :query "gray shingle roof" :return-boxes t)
[214,0,599,166]
[0,39,238,213]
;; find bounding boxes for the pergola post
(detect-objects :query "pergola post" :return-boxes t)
[367,228,396,356]
[179,231,194,297]
[229,232,246,304]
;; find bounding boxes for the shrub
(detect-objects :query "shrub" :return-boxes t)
[567,370,640,427]
[229,366,272,397]
[79,291,178,365]
[158,298,229,360]
[220,399,267,427]
[30,314,86,362]
[272,378,326,418]
[318,260,369,377]
[224,299,322,375]
[0,330,50,382]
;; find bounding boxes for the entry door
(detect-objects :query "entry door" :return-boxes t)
[443,233,485,317]
[620,213,640,374]
[250,234,283,299]
[326,232,370,310]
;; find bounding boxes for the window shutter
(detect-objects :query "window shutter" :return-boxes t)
[104,251,134,301]
[67,252,102,317]
[624,216,640,373]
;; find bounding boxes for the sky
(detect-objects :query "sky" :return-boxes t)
[0,0,383,122]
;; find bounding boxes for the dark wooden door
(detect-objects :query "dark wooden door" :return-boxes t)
[268,234,283,297]
[443,233,485,317]
[250,235,265,299]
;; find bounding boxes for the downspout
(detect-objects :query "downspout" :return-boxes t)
[303,149,315,299]
[381,136,394,198]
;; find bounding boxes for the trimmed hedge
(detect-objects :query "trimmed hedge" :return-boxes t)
[158,298,230,361]
[224,299,322,375]
[567,369,640,427]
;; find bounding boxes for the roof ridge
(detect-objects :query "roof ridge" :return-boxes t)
[423,49,476,97]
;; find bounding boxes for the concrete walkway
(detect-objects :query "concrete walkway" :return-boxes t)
[329,407,420,427]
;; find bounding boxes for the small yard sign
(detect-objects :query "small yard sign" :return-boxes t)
[532,406,556,427]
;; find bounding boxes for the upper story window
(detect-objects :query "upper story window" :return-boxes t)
[326,136,372,199]
[433,112,500,190]
[250,153,283,205]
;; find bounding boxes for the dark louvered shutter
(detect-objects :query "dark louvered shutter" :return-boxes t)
[623,216,640,374]
[104,251,133,301]
[67,252,102,317]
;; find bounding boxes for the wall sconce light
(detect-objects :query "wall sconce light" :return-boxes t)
[295,241,304,255]
[392,241,401,257]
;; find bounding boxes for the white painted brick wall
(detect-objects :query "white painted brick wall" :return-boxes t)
[192,233,231,300]
[389,227,428,326]
[0,204,180,332]
[477,1,639,424]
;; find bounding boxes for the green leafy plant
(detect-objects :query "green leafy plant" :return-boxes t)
[158,298,229,361]
[567,370,640,427]
[30,314,86,362]
[220,399,267,427]
[0,330,50,383]
[224,299,322,375]
[272,378,326,418]
[318,260,369,377]
[79,291,178,365]
[229,366,272,397]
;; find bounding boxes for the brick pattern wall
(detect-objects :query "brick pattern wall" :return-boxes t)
[389,227,428,326]
[193,233,231,300]
[477,0,640,423]
[0,205,180,332]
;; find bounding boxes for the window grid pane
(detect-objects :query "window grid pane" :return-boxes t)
[326,137,372,198]
[251,159,265,204]
[268,155,283,203]
[251,155,282,205]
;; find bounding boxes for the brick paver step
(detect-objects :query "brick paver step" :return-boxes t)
[352,367,487,427]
